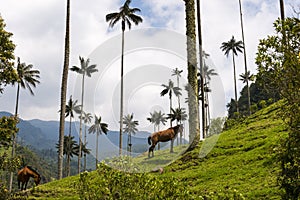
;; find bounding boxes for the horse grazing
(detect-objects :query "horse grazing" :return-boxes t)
[17,166,41,190]
[148,124,183,158]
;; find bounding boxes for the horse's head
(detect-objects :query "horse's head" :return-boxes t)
[34,175,41,186]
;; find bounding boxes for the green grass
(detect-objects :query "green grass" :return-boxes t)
[23,102,286,199]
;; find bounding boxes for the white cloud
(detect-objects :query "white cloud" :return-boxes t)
[0,0,298,132]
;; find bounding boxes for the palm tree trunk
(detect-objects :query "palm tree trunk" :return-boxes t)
[232,53,239,113]
[185,0,200,152]
[69,115,72,137]
[119,26,125,156]
[78,74,85,173]
[96,132,99,169]
[238,0,251,115]
[196,0,206,140]
[279,0,285,21]
[84,125,87,171]
[67,116,72,176]
[9,83,20,191]
[58,0,70,180]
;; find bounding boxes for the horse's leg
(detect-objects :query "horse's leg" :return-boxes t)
[170,139,174,153]
[24,181,28,190]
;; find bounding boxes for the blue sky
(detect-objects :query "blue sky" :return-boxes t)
[0,0,298,133]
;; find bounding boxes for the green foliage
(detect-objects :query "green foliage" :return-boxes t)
[208,117,226,136]
[0,116,18,148]
[0,16,17,93]
[76,162,195,200]
[26,102,287,199]
[256,17,300,199]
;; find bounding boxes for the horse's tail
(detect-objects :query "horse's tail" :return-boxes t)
[148,136,152,145]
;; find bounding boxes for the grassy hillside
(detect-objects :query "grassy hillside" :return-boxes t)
[20,102,286,199]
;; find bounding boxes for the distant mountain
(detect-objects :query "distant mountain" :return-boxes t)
[0,111,187,162]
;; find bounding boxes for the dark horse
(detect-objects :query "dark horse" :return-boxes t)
[17,166,41,190]
[148,124,183,158]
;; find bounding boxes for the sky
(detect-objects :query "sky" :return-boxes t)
[0,0,299,133]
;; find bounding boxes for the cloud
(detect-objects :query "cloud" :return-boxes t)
[0,0,298,132]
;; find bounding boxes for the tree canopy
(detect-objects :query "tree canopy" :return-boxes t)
[0,16,17,93]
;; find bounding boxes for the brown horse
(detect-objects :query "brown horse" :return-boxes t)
[17,166,41,190]
[148,124,183,158]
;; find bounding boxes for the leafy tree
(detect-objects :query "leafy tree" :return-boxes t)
[208,117,226,137]
[70,56,98,173]
[88,115,108,168]
[184,0,200,151]
[220,36,244,113]
[0,16,17,93]
[160,79,182,128]
[58,0,71,180]
[256,17,300,199]
[123,114,139,155]
[106,0,142,156]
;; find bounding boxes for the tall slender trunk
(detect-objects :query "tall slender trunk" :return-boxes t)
[184,0,200,152]
[196,0,206,139]
[67,116,72,176]
[78,74,85,173]
[232,53,239,113]
[119,23,125,156]
[58,0,70,180]
[84,125,87,171]
[9,83,20,191]
[279,0,285,21]
[95,132,99,169]
[238,0,251,115]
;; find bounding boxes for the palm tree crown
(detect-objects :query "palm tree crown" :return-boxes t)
[88,115,108,167]
[15,57,40,95]
[106,0,143,31]
[65,96,81,119]
[160,79,182,100]
[220,36,244,57]
[123,114,139,135]
[70,56,98,77]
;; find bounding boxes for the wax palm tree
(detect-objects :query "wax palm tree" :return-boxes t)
[55,135,78,177]
[88,115,108,168]
[220,36,244,113]
[172,68,183,108]
[58,0,70,180]
[123,114,139,155]
[65,96,81,137]
[239,71,254,83]
[238,0,251,115]
[74,141,91,165]
[160,79,182,127]
[168,108,187,145]
[184,0,200,151]
[79,111,92,171]
[106,0,142,156]
[203,63,218,137]
[147,110,167,150]
[10,57,40,190]
[70,56,98,173]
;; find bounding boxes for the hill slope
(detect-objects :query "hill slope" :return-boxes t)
[24,102,286,199]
